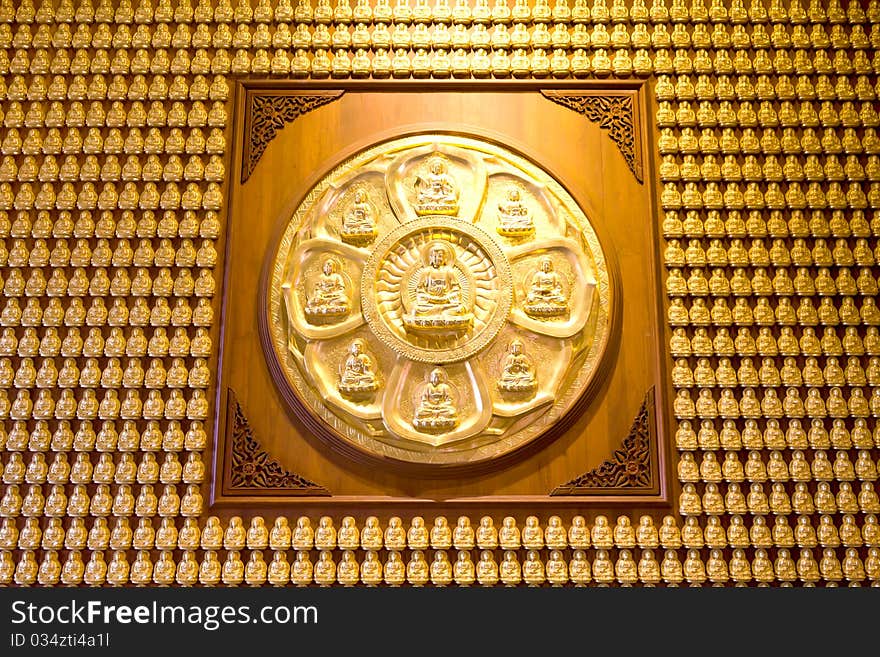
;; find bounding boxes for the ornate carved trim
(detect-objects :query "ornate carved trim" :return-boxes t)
[540,90,643,183]
[227,388,331,495]
[242,90,345,182]
[551,388,655,495]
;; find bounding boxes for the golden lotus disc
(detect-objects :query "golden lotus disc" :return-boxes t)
[266,134,612,469]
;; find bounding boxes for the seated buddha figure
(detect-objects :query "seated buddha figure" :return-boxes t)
[414,155,459,216]
[304,258,350,324]
[337,339,380,400]
[497,339,537,395]
[496,186,535,238]
[403,242,472,333]
[412,368,458,434]
[523,257,569,319]
[340,188,378,246]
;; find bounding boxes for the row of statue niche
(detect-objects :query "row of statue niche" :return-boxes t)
[304,253,569,328]
[336,338,538,414]
[342,181,540,246]
[7,0,864,29]
[8,545,880,587]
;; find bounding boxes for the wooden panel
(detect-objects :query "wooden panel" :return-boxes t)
[214,84,670,504]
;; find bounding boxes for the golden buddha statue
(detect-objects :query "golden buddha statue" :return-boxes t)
[452,550,475,586]
[337,551,360,586]
[522,550,545,586]
[337,338,380,400]
[407,517,429,550]
[383,517,406,551]
[290,552,313,587]
[476,516,498,550]
[361,516,382,551]
[430,550,453,586]
[337,516,359,550]
[471,550,497,587]
[314,551,336,586]
[384,551,406,587]
[405,550,430,587]
[496,339,537,395]
[340,188,378,246]
[496,551,519,587]
[360,551,382,586]
[523,256,569,319]
[288,517,312,551]
[304,258,350,324]
[430,516,452,550]
[452,516,475,551]
[496,186,534,238]
[403,242,472,334]
[412,368,459,434]
[414,155,459,216]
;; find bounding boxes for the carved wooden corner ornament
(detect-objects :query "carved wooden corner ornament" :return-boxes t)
[540,90,643,183]
[550,388,656,495]
[227,388,331,495]
[242,90,345,182]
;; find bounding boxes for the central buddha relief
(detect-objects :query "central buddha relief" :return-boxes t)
[402,240,473,335]
[268,135,612,467]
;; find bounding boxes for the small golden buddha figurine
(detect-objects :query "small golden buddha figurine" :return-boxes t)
[413,155,459,216]
[336,550,359,586]
[587,549,612,586]
[520,255,573,320]
[200,516,223,550]
[405,550,430,586]
[223,516,246,551]
[336,517,359,551]
[304,258,351,324]
[471,550,498,587]
[353,550,381,587]
[339,188,378,246]
[495,550,520,587]
[247,517,269,550]
[311,551,335,587]
[359,516,382,551]
[337,339,380,400]
[451,516,475,550]
[496,339,538,395]
[451,550,475,586]
[518,515,542,549]
[590,515,613,549]
[285,552,312,587]
[430,516,453,549]
[495,186,534,238]
[430,550,453,586]
[399,516,427,550]
[412,368,459,434]
[381,551,405,587]
[475,516,498,549]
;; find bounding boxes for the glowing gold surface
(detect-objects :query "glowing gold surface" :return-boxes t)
[267,134,611,464]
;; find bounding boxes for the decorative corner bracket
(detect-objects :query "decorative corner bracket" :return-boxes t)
[551,388,655,495]
[227,388,331,495]
[540,90,643,183]
[242,90,345,183]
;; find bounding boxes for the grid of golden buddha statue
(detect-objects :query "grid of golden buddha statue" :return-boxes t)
[4,512,877,585]
[0,0,878,586]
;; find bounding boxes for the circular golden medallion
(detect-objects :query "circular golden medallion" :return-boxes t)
[265,134,612,470]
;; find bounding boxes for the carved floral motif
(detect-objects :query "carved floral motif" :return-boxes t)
[228,389,330,495]
[541,91,643,183]
[243,91,345,182]
[551,388,655,494]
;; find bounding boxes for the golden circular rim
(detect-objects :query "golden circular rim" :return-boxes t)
[266,133,613,468]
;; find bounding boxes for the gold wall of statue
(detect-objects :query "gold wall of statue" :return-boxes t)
[0,0,879,587]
